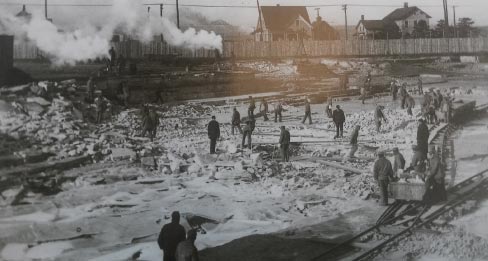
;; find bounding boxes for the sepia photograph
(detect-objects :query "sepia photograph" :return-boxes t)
[1,0,488,260]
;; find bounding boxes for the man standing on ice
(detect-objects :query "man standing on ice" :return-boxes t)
[242,120,252,149]
[248,96,256,117]
[86,76,95,103]
[392,147,405,176]
[175,229,199,261]
[373,151,394,206]
[274,100,283,123]
[158,211,186,261]
[332,105,345,139]
[374,105,387,133]
[279,126,291,162]
[399,83,408,109]
[417,118,429,156]
[231,107,242,135]
[260,97,269,121]
[207,116,220,154]
[302,98,312,124]
[349,125,360,158]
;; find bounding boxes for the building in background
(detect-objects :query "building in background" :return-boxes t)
[0,35,14,87]
[254,5,312,42]
[356,15,400,40]
[383,2,431,37]
[311,15,339,40]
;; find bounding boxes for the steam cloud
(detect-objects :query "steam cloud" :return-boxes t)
[0,0,223,65]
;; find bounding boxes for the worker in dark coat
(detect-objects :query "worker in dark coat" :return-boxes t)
[242,120,252,149]
[373,151,394,206]
[158,211,186,261]
[405,94,415,116]
[207,116,220,154]
[349,125,360,158]
[141,107,159,141]
[392,147,405,176]
[390,80,398,101]
[248,96,256,117]
[279,126,291,162]
[374,105,387,133]
[417,119,429,156]
[423,147,447,204]
[259,98,269,121]
[332,105,345,139]
[175,229,199,261]
[302,99,312,124]
[109,47,116,72]
[399,83,408,109]
[274,101,282,123]
[231,108,242,135]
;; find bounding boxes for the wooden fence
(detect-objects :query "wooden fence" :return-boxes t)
[13,37,488,60]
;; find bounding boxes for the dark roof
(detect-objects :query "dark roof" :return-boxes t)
[16,5,32,18]
[383,6,431,21]
[260,6,311,31]
[358,20,386,31]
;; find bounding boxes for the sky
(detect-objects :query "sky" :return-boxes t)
[1,0,487,32]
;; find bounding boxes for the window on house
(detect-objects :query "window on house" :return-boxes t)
[296,19,299,27]
[414,20,418,27]
[404,20,409,27]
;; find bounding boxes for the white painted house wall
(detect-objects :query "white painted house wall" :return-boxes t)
[394,10,430,35]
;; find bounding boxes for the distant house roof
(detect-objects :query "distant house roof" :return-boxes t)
[260,6,311,31]
[358,20,386,31]
[383,6,432,21]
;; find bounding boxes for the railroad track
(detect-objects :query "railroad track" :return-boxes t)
[311,122,488,261]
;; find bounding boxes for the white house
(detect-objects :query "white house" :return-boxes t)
[383,2,431,36]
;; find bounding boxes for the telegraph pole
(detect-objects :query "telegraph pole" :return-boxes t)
[176,0,180,29]
[453,5,457,37]
[160,4,163,17]
[44,0,48,19]
[342,5,348,40]
[442,0,449,37]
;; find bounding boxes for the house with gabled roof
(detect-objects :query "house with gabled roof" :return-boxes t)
[356,2,430,39]
[383,2,431,36]
[254,5,312,42]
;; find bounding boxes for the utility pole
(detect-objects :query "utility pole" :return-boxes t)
[453,5,457,37]
[442,0,449,38]
[342,5,348,40]
[315,8,320,19]
[44,0,48,20]
[160,4,163,17]
[176,0,180,29]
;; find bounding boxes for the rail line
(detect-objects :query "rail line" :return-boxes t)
[311,120,488,261]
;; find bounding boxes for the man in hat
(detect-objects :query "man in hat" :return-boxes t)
[417,119,429,156]
[332,105,345,139]
[279,126,291,162]
[86,76,95,103]
[390,80,398,101]
[423,146,447,203]
[242,120,252,149]
[399,83,408,109]
[274,100,283,123]
[158,211,186,261]
[374,105,387,133]
[94,92,106,124]
[207,116,220,154]
[373,150,394,206]
[302,99,312,124]
[349,125,360,158]
[248,96,256,117]
[260,97,269,121]
[392,148,405,176]
[231,107,242,135]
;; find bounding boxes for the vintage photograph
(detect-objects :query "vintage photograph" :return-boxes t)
[1,0,488,260]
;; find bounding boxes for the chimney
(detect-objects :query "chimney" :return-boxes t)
[22,4,26,11]
[361,15,365,21]
[404,2,408,8]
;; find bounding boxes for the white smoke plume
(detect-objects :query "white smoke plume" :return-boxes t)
[0,0,222,65]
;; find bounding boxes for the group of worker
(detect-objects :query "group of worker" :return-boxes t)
[373,118,446,206]
[157,211,199,261]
